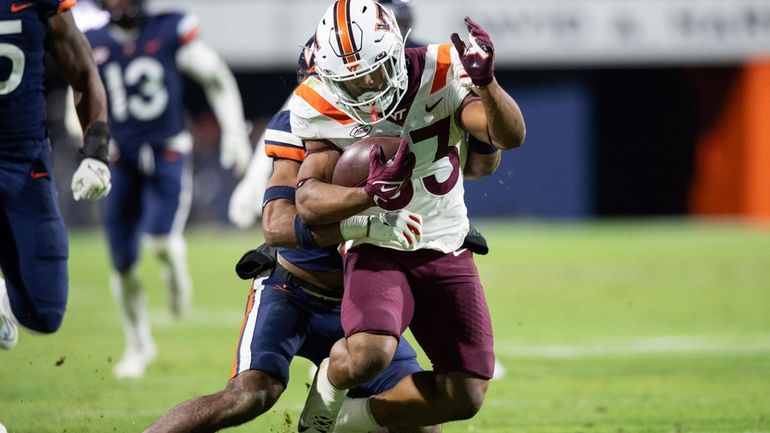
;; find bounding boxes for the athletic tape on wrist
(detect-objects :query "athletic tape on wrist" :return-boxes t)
[262,185,296,209]
[82,121,111,164]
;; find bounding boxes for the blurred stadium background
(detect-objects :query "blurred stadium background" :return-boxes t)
[3,0,769,432]
[49,0,770,227]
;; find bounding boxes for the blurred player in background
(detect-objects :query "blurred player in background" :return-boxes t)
[290,1,525,431]
[85,0,252,379]
[142,41,434,433]
[0,0,111,352]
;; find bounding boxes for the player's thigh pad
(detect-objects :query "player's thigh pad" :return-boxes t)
[231,276,341,387]
[0,147,67,333]
[409,249,495,379]
[342,244,414,338]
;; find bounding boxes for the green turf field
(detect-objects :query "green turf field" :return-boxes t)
[1,220,769,433]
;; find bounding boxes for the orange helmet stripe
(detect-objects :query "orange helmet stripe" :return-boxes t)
[334,0,360,65]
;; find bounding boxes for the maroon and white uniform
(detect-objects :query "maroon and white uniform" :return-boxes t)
[289,44,494,379]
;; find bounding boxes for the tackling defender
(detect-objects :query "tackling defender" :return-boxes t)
[0,0,110,350]
[85,0,252,378]
[289,1,525,432]
[141,40,432,433]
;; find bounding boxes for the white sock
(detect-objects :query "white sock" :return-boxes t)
[317,358,348,408]
[111,269,154,354]
[147,234,192,318]
[334,398,378,433]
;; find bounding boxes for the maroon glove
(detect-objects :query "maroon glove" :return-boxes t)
[363,138,415,208]
[450,17,495,87]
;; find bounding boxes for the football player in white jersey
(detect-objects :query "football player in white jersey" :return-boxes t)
[288,1,525,432]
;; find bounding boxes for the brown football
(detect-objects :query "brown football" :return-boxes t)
[331,136,402,187]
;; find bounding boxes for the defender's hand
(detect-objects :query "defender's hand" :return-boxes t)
[235,243,277,280]
[220,132,253,177]
[363,138,415,208]
[451,17,495,87]
[71,158,111,201]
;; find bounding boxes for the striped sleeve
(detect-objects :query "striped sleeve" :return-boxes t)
[264,110,305,162]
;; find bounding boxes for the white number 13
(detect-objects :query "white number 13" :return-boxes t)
[104,56,169,122]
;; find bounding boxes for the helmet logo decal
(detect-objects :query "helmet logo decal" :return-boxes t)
[334,0,361,65]
[374,3,396,33]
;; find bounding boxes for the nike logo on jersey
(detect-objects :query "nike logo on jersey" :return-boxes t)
[378,185,399,193]
[10,2,33,12]
[425,97,443,113]
[452,248,468,257]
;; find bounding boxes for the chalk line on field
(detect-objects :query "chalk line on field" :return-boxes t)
[495,335,770,358]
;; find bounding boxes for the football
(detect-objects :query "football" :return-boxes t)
[331,135,402,187]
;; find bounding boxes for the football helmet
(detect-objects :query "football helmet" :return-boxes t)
[379,0,414,38]
[98,0,146,28]
[313,0,408,125]
[297,36,317,84]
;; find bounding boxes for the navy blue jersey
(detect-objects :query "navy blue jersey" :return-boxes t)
[0,0,73,144]
[263,108,343,273]
[86,13,198,149]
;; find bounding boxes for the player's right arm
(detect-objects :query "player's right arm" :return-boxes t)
[46,9,107,134]
[295,140,373,226]
[47,8,112,201]
[265,149,421,249]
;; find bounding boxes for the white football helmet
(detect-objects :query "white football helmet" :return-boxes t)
[313,0,408,125]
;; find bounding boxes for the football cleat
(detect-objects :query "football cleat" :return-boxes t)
[298,359,345,433]
[114,341,157,379]
[0,281,18,350]
[0,313,18,350]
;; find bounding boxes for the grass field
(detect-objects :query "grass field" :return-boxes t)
[1,220,770,433]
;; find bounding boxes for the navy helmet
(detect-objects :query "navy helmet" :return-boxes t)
[378,0,414,37]
[296,36,317,84]
[97,0,146,28]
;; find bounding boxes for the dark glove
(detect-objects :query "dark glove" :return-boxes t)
[450,17,495,87]
[235,243,277,280]
[363,138,415,208]
[462,223,489,255]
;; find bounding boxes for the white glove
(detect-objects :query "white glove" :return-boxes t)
[228,180,264,229]
[71,158,111,201]
[340,210,423,249]
[220,132,252,177]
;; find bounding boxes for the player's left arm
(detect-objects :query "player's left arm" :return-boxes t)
[47,9,111,201]
[175,16,252,175]
[453,17,526,152]
[464,133,502,179]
